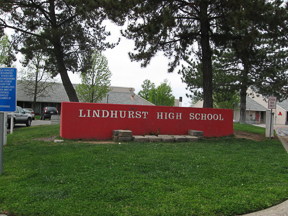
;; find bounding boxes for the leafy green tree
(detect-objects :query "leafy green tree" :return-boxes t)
[213,89,240,109]
[138,79,155,101]
[148,79,175,106]
[76,51,112,103]
[0,0,119,102]
[19,51,55,110]
[0,34,16,67]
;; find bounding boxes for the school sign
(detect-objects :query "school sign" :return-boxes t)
[60,102,233,140]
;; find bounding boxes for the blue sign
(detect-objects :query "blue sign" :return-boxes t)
[0,68,17,112]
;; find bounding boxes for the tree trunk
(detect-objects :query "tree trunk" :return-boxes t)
[57,59,79,102]
[239,56,249,123]
[33,69,38,110]
[239,83,247,124]
[53,46,79,103]
[49,0,79,102]
[200,1,213,108]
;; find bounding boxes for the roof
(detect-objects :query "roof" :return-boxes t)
[192,96,267,111]
[246,96,267,111]
[17,81,69,103]
[99,92,153,105]
[16,80,154,106]
[277,100,288,111]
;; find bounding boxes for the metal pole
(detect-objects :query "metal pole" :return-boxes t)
[10,114,13,134]
[3,113,7,145]
[233,102,235,120]
[107,94,109,103]
[0,112,4,175]
[269,109,272,139]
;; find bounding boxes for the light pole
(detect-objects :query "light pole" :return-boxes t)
[233,102,235,121]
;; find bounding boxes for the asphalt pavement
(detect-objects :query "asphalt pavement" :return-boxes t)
[31,119,51,126]
[5,120,51,134]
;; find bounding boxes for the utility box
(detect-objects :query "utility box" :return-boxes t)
[265,110,274,138]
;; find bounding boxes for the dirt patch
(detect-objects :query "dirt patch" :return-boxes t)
[36,136,57,142]
[78,141,117,144]
[234,130,278,141]
[35,133,276,143]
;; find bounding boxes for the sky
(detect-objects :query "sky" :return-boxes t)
[59,21,192,107]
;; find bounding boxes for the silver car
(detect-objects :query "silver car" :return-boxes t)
[23,108,35,120]
[7,106,33,128]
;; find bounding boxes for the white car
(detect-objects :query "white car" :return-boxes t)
[7,106,33,128]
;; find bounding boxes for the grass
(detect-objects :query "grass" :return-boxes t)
[1,124,288,215]
[233,122,265,134]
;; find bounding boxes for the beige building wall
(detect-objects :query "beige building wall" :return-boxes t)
[193,100,203,108]
[234,110,266,124]
[275,106,286,125]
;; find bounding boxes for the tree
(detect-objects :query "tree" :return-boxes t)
[179,0,288,122]
[0,0,119,102]
[213,89,240,109]
[138,79,155,101]
[0,34,16,67]
[75,51,112,103]
[19,51,55,110]
[111,0,247,108]
[213,0,288,123]
[148,79,175,106]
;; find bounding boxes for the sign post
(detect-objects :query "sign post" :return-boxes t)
[0,68,17,175]
[268,96,277,139]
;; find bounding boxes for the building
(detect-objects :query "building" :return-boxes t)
[234,96,267,124]
[192,88,288,125]
[16,81,154,115]
[193,96,268,124]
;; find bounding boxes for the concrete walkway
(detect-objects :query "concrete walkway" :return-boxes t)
[241,124,288,216]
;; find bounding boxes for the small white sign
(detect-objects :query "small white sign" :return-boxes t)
[268,96,277,109]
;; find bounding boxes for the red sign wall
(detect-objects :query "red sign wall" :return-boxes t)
[60,102,233,140]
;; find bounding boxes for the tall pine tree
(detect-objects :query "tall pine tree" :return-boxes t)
[181,0,288,123]
[110,0,240,108]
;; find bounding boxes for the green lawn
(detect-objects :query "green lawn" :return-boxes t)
[233,122,265,134]
[1,124,288,216]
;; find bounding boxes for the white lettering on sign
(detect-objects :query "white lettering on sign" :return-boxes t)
[189,113,224,121]
[79,109,225,121]
[156,112,182,120]
[268,96,277,109]
[79,109,149,119]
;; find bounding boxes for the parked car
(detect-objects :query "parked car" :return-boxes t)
[23,108,35,120]
[7,106,33,128]
[40,107,59,120]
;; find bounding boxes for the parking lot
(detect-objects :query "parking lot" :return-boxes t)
[7,120,52,131]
